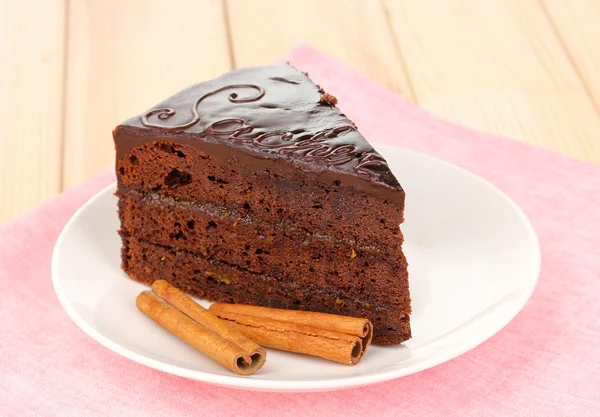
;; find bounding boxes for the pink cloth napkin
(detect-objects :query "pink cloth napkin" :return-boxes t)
[1,46,599,417]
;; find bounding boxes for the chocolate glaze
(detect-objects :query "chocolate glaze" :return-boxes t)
[115,64,403,202]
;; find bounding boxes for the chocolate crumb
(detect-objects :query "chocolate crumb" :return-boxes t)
[319,92,338,107]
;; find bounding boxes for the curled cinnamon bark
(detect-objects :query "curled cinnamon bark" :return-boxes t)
[136,281,265,375]
[209,303,373,364]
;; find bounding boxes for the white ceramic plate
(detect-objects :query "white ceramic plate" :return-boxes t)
[52,145,540,392]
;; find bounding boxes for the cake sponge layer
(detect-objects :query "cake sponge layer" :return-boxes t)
[118,190,408,298]
[122,236,411,344]
[117,140,404,250]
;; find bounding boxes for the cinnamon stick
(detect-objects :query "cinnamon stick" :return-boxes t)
[209,304,373,365]
[151,281,265,365]
[136,282,265,375]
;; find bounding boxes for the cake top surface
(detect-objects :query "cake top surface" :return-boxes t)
[119,64,402,190]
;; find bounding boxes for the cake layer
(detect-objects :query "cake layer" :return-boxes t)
[120,223,409,306]
[122,236,411,344]
[116,140,403,249]
[118,190,407,291]
[114,64,404,195]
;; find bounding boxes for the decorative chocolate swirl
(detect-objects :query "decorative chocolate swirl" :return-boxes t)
[140,82,390,181]
[253,126,357,165]
[205,118,254,140]
[354,154,388,180]
[204,120,381,173]
[141,85,265,132]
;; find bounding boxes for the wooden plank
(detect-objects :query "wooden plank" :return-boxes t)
[383,0,600,164]
[226,0,414,99]
[0,0,65,225]
[543,0,600,111]
[62,0,232,188]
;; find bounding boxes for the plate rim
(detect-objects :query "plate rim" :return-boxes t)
[51,145,541,392]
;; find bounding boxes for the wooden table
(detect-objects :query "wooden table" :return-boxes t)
[1,0,599,225]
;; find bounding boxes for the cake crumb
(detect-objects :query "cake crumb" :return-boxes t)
[319,92,338,107]
[206,270,231,284]
[350,248,357,259]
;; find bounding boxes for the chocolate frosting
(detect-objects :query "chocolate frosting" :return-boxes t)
[116,64,403,195]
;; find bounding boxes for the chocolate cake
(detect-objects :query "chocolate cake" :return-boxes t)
[114,64,411,344]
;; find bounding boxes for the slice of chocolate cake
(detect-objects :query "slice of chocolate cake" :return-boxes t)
[114,64,411,344]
